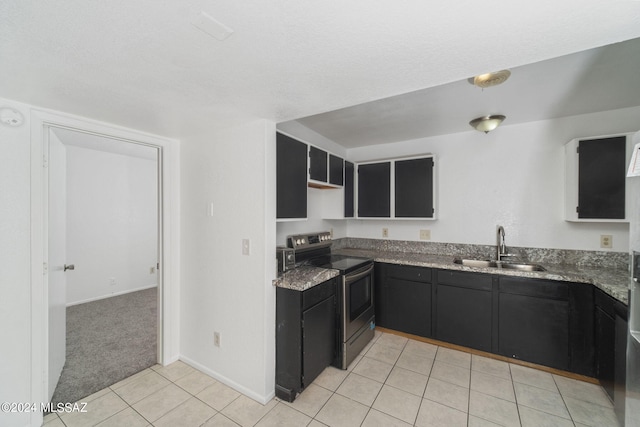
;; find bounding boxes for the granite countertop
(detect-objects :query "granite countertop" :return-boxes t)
[273,266,340,291]
[273,247,630,304]
[334,248,630,304]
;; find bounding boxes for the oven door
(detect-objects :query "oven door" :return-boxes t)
[342,263,375,340]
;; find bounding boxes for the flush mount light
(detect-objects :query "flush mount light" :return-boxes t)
[0,107,25,127]
[469,115,506,133]
[468,70,511,88]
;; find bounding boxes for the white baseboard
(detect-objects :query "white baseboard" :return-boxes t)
[180,355,275,405]
[66,284,158,307]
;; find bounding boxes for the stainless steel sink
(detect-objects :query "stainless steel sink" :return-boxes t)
[453,259,498,268]
[453,258,545,272]
[500,263,546,272]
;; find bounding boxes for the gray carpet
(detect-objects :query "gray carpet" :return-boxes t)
[51,287,157,405]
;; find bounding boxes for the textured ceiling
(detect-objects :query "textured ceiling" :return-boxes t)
[292,37,640,147]
[1,1,640,141]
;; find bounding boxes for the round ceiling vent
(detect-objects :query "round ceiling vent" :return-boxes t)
[0,107,25,127]
[469,70,511,88]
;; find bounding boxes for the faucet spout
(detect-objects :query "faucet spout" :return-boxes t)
[496,225,508,261]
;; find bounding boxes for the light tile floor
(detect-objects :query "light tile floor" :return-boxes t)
[42,331,620,427]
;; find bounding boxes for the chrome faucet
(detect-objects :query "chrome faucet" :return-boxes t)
[496,226,515,261]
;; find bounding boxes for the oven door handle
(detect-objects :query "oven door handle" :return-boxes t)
[344,263,374,285]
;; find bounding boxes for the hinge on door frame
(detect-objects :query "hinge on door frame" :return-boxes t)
[576,206,580,213]
[576,146,580,154]
[157,262,160,270]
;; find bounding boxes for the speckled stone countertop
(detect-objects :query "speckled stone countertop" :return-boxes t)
[273,266,340,291]
[334,248,630,304]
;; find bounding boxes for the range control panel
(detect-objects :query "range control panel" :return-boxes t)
[287,231,332,251]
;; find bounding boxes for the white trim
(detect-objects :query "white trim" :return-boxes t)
[30,108,180,427]
[180,355,275,405]
[66,285,158,307]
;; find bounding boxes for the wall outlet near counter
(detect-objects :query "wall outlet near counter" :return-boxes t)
[600,235,613,249]
[420,229,431,240]
[382,228,388,238]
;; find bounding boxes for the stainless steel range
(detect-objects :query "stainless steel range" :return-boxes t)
[288,232,375,369]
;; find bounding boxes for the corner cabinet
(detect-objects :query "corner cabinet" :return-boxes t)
[357,155,436,219]
[564,134,633,222]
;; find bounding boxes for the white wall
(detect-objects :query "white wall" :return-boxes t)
[180,119,277,403]
[65,144,158,305]
[0,99,32,427]
[346,106,640,252]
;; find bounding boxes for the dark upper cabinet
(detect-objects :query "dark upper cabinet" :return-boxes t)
[344,161,354,217]
[395,157,434,218]
[329,154,344,186]
[435,270,493,352]
[578,136,627,219]
[358,162,391,217]
[277,133,307,219]
[309,146,328,182]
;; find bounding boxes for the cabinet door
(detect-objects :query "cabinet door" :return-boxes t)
[498,278,570,370]
[436,284,492,351]
[596,306,615,400]
[395,157,434,218]
[498,293,569,370]
[578,136,626,219]
[302,295,335,388]
[435,271,493,352]
[358,162,390,217]
[344,161,354,217]
[375,263,431,337]
[277,133,307,219]
[309,146,328,182]
[386,278,431,337]
[329,155,344,186]
[614,302,628,423]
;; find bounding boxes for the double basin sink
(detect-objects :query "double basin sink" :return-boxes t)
[453,258,546,272]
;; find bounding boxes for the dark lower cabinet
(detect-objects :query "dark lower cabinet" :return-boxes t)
[497,277,570,370]
[435,270,493,352]
[614,300,628,423]
[595,290,616,399]
[375,263,432,337]
[276,278,336,402]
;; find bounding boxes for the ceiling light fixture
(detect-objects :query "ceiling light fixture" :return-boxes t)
[469,115,506,133]
[469,70,511,88]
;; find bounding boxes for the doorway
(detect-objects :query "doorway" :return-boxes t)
[29,109,180,426]
[47,127,160,404]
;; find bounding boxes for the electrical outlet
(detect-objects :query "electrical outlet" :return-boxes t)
[109,277,116,286]
[382,228,388,238]
[420,229,431,240]
[242,239,250,255]
[214,332,221,347]
[600,235,613,249]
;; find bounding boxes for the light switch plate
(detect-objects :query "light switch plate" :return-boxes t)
[242,239,250,255]
[420,229,431,240]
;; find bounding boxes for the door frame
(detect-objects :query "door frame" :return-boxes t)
[29,109,180,424]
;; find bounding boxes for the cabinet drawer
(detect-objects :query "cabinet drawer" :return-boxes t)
[436,269,492,291]
[303,278,336,311]
[383,263,432,283]
[499,277,568,300]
